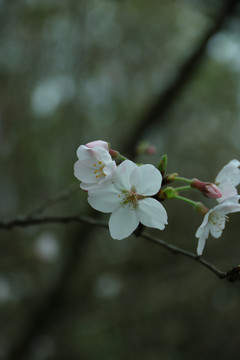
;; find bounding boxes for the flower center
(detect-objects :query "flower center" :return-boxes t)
[209,213,228,232]
[93,160,106,179]
[119,189,145,209]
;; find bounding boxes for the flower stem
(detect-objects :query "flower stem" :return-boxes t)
[117,154,128,161]
[174,176,192,184]
[174,186,191,191]
[174,195,198,207]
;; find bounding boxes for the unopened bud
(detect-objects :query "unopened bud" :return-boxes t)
[135,141,156,156]
[158,154,167,175]
[146,145,157,155]
[191,178,222,199]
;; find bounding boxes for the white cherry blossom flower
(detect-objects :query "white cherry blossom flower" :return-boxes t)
[74,143,116,190]
[195,197,240,256]
[215,159,240,203]
[88,160,168,240]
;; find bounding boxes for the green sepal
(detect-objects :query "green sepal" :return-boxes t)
[157,154,167,175]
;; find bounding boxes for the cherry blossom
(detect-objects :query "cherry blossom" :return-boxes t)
[195,197,240,256]
[74,142,116,190]
[87,160,168,239]
[215,160,240,203]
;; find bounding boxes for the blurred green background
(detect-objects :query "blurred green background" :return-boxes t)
[1,0,240,359]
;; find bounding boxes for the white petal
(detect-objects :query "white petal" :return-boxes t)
[74,160,97,183]
[102,161,117,181]
[214,200,240,215]
[136,198,167,230]
[80,182,108,191]
[130,164,162,196]
[91,146,112,164]
[216,159,240,187]
[76,145,101,167]
[77,145,112,166]
[196,211,211,234]
[87,185,120,213]
[197,237,207,256]
[113,160,137,190]
[217,180,237,203]
[195,212,211,255]
[195,223,209,241]
[209,221,224,239]
[195,199,240,255]
[109,206,139,239]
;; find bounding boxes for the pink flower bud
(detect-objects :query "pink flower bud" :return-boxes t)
[204,184,222,198]
[86,140,109,151]
[191,178,222,199]
[135,141,157,156]
[146,145,157,155]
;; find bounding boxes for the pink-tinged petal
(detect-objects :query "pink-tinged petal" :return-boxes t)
[74,160,97,182]
[113,160,138,190]
[86,140,109,151]
[136,198,167,230]
[87,185,120,213]
[130,164,162,196]
[216,159,240,187]
[109,206,139,239]
[204,184,222,199]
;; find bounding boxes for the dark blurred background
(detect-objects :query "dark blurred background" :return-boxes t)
[1,0,240,359]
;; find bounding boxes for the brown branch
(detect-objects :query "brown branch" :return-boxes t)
[141,232,226,280]
[0,213,108,230]
[0,211,232,281]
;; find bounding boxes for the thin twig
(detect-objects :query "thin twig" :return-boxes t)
[141,232,226,279]
[0,212,228,280]
[0,214,108,230]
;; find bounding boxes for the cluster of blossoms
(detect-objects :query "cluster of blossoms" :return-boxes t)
[74,140,240,256]
[74,140,167,240]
